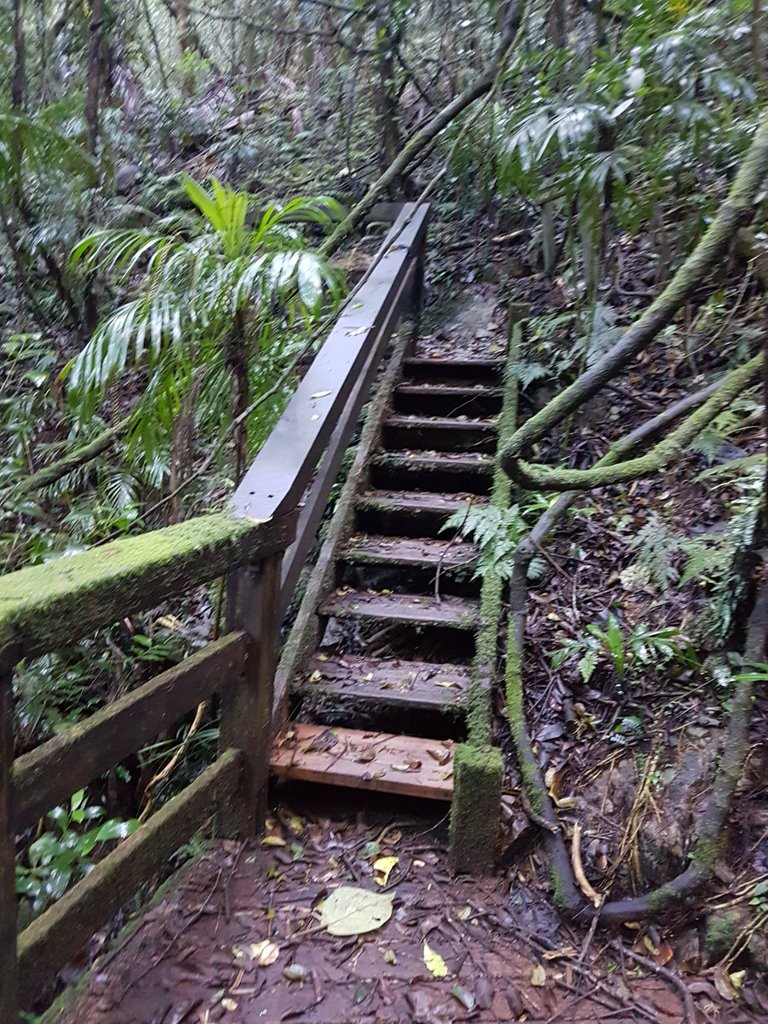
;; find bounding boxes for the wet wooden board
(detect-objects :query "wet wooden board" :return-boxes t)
[372,451,494,474]
[296,653,472,710]
[342,534,478,571]
[357,489,489,516]
[271,723,454,800]
[403,356,504,374]
[319,589,480,629]
[383,415,496,453]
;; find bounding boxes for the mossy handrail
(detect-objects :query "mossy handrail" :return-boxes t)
[0,202,430,1020]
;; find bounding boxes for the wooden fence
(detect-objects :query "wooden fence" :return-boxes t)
[0,203,429,1019]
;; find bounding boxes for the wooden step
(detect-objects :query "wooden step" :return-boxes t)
[342,534,478,572]
[402,356,504,382]
[320,588,481,629]
[355,489,489,538]
[271,723,454,800]
[357,489,489,517]
[371,451,494,495]
[295,653,472,710]
[393,382,503,418]
[383,414,496,453]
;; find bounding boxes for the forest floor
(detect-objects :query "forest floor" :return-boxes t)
[59,790,700,1024]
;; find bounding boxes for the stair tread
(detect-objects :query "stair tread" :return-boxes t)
[395,383,503,396]
[357,489,489,514]
[373,450,494,471]
[271,723,454,800]
[320,588,481,628]
[404,356,504,369]
[385,414,496,430]
[296,653,472,710]
[343,534,478,569]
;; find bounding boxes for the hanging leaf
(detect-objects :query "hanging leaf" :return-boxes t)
[319,886,394,936]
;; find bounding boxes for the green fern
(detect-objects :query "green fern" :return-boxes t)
[628,512,683,591]
[442,504,528,581]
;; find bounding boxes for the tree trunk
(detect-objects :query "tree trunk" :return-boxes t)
[85,0,105,156]
[12,0,26,112]
[753,0,764,81]
[375,5,401,189]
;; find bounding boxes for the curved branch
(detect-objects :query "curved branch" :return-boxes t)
[514,353,763,491]
[500,115,768,481]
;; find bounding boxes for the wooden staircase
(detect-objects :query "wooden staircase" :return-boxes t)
[271,335,506,802]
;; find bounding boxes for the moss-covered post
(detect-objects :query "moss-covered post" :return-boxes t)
[448,302,528,875]
[220,535,290,834]
[0,665,18,1021]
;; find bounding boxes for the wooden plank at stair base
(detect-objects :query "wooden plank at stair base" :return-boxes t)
[271,723,454,800]
[319,589,481,629]
[342,534,479,571]
[295,653,472,711]
[402,357,504,381]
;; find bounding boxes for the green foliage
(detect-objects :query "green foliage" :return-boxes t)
[628,512,682,590]
[550,613,694,684]
[15,789,139,917]
[443,496,550,580]
[65,178,346,460]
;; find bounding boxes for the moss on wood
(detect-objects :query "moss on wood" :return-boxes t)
[0,512,294,666]
[448,743,503,874]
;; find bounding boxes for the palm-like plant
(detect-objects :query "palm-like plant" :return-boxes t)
[65,177,345,477]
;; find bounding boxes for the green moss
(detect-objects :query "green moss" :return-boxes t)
[0,512,290,664]
[704,908,747,964]
[449,743,503,874]
[690,834,724,872]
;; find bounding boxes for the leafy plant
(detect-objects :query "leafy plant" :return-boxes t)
[65,178,346,474]
[551,613,694,684]
[15,789,139,916]
[442,497,549,580]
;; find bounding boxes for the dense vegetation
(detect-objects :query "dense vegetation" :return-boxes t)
[2,0,768,1005]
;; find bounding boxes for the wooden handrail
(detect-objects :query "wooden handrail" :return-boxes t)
[0,201,429,1020]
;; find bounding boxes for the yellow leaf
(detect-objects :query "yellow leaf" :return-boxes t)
[250,940,280,966]
[309,670,322,682]
[261,836,286,846]
[383,948,397,964]
[530,964,547,987]
[423,940,448,978]
[730,970,746,991]
[221,997,238,1011]
[373,856,399,886]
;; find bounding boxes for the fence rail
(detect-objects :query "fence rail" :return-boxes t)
[0,202,429,1019]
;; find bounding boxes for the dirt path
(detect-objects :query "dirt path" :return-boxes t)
[59,793,698,1024]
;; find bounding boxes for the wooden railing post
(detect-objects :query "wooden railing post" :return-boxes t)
[219,551,284,835]
[0,666,18,1022]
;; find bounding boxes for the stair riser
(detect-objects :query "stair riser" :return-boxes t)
[402,360,502,382]
[355,505,461,539]
[393,390,502,418]
[370,462,493,495]
[290,691,467,740]
[382,423,496,453]
[339,561,481,598]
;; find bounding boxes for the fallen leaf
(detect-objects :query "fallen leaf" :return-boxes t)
[260,836,286,847]
[373,856,398,886]
[530,964,547,987]
[451,985,476,1011]
[283,964,309,982]
[221,998,238,1011]
[310,390,332,399]
[423,940,448,978]
[319,886,394,936]
[308,670,322,683]
[250,940,280,966]
[427,747,451,766]
[383,948,397,965]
